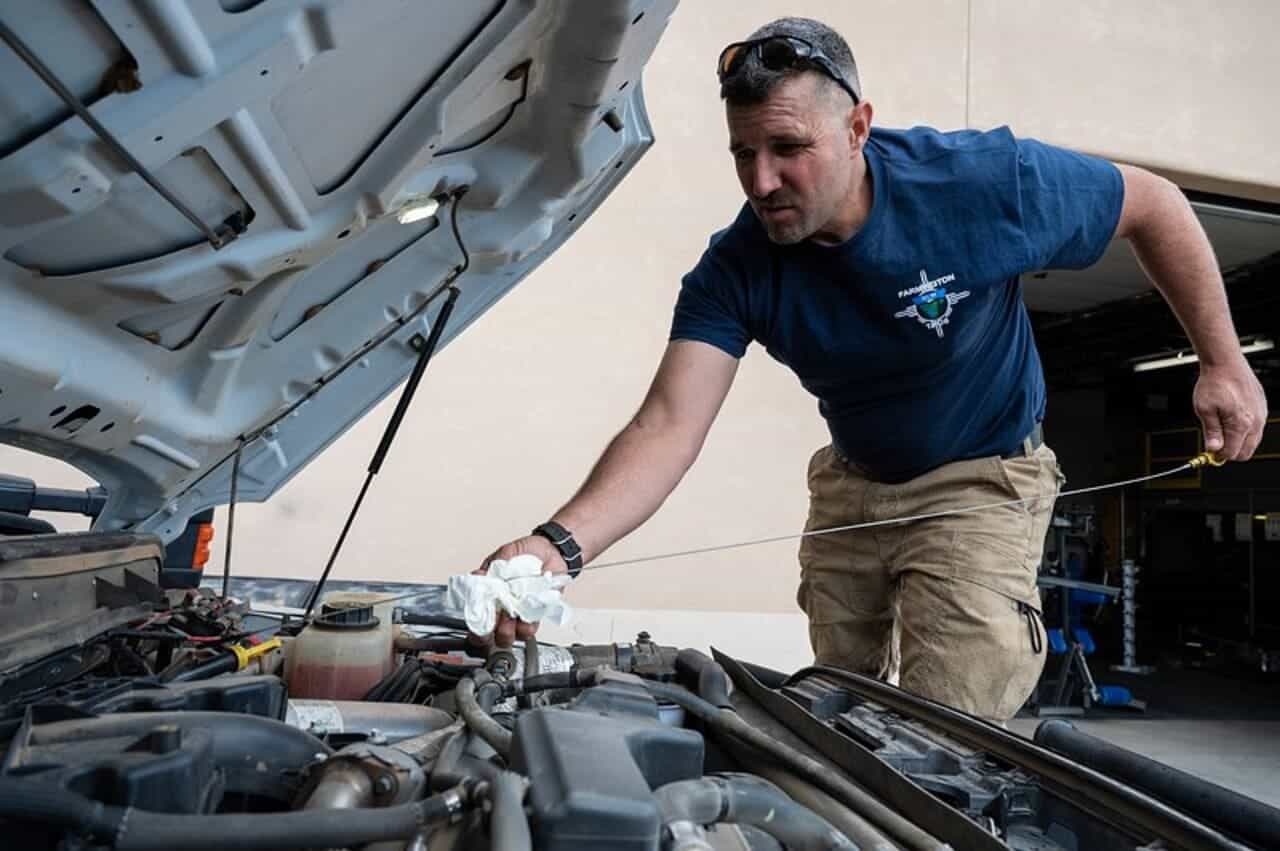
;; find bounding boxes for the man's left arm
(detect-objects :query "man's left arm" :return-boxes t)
[1112,164,1268,460]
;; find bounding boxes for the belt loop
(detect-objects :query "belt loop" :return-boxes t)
[1024,422,1043,457]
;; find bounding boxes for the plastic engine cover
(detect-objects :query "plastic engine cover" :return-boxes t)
[511,675,704,851]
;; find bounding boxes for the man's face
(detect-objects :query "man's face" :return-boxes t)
[727,74,857,244]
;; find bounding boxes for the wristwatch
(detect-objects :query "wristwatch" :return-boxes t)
[532,521,584,578]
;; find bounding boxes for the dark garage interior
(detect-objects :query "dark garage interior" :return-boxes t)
[1021,193,1280,731]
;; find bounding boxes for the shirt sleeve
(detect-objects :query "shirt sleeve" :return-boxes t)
[1016,137,1126,271]
[669,231,753,359]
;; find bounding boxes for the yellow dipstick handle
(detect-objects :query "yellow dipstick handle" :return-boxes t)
[1188,452,1226,469]
[230,637,283,670]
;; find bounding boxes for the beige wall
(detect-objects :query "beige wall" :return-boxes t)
[969,0,1280,202]
[3,1,1277,615]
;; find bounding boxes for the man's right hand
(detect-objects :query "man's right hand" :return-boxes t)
[473,535,569,648]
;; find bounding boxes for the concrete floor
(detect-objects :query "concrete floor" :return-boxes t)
[543,607,1280,810]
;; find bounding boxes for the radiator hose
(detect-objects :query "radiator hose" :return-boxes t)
[641,680,947,851]
[656,774,858,850]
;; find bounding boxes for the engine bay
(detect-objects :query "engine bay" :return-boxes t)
[0,532,1273,850]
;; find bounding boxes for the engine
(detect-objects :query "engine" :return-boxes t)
[0,589,792,850]
[0,532,1274,851]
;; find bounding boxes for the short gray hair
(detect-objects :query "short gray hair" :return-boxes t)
[719,17,862,107]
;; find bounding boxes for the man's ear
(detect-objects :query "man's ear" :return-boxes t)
[849,100,873,152]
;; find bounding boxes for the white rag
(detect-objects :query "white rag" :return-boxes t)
[445,554,573,636]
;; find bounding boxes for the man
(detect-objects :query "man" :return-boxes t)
[478,18,1267,722]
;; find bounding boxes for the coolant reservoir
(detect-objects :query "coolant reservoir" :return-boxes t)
[285,601,392,700]
[320,591,396,662]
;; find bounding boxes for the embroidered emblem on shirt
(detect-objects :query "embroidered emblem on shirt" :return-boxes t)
[894,268,970,338]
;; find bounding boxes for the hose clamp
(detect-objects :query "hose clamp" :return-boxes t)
[665,819,711,849]
[441,787,467,823]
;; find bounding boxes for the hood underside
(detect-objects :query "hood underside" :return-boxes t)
[0,0,676,540]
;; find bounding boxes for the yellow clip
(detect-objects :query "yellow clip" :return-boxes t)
[230,637,283,670]
[1188,452,1226,469]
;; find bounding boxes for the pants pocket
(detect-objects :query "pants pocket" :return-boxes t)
[898,573,1047,722]
[951,531,1041,608]
[955,447,1062,603]
[797,569,893,676]
[993,446,1063,516]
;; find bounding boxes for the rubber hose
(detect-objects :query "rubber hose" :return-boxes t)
[426,725,472,786]
[716,774,859,851]
[489,771,532,851]
[655,775,857,850]
[384,660,426,703]
[397,613,470,631]
[393,635,475,654]
[455,676,512,756]
[500,668,594,699]
[676,650,733,708]
[725,691,902,851]
[167,651,237,682]
[0,777,464,851]
[719,737,901,851]
[0,777,122,842]
[520,638,541,710]
[475,677,502,713]
[363,659,418,701]
[511,671,575,695]
[641,681,947,851]
[117,789,462,850]
[1036,719,1280,849]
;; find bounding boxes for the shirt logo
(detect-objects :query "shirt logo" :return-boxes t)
[894,268,970,338]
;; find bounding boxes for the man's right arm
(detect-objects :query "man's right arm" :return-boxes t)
[551,339,740,562]
[479,339,738,644]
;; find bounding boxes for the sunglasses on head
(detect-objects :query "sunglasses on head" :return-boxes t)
[717,35,861,105]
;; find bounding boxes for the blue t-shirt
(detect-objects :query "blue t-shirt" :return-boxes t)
[670,126,1124,483]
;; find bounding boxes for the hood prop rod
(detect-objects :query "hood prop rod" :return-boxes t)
[0,20,234,250]
[221,439,244,600]
[304,190,469,619]
[304,283,463,618]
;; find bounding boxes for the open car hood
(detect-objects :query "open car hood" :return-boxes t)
[0,0,675,540]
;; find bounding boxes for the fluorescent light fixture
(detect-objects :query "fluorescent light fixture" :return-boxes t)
[1132,337,1274,373]
[396,197,440,225]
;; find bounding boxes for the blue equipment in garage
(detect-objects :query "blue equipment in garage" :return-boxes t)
[1034,575,1147,715]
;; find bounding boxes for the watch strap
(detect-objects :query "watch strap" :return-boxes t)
[532,521,583,578]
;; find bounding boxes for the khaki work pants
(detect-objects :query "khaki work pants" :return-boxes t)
[796,442,1062,723]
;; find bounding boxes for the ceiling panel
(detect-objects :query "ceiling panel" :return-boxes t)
[1023,202,1280,314]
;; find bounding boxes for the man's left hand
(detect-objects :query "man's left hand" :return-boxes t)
[1193,357,1268,461]
[471,536,568,647]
